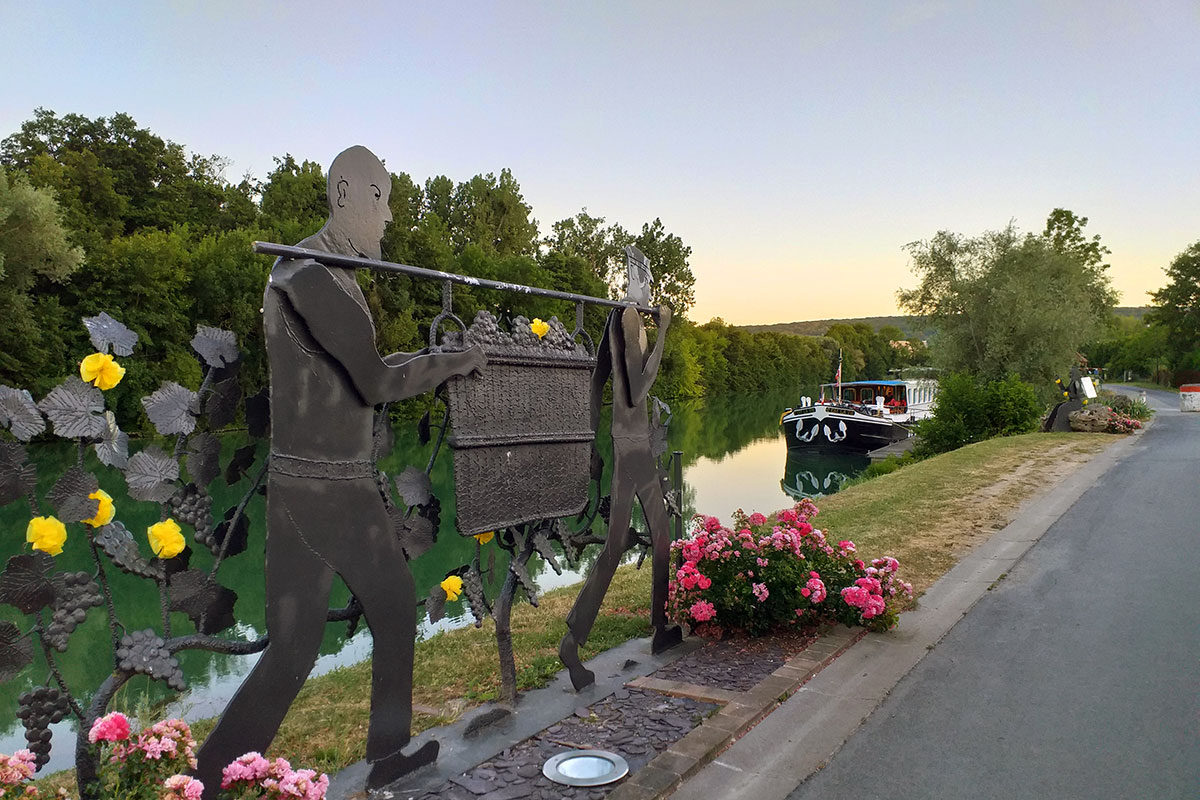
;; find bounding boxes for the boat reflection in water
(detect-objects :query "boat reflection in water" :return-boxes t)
[781,450,871,500]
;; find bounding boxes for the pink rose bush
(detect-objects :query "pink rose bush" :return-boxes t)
[1104,412,1142,434]
[2,713,328,800]
[667,501,912,635]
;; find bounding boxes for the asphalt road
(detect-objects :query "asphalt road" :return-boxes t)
[786,388,1199,800]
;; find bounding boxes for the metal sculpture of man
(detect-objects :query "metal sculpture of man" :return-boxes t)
[195,146,485,792]
[558,245,683,690]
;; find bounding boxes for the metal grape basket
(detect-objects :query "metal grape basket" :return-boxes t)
[440,310,596,536]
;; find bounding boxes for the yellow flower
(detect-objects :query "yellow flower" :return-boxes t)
[530,318,549,339]
[79,353,126,391]
[83,490,115,528]
[147,518,185,559]
[473,531,495,545]
[26,516,67,556]
[440,575,464,602]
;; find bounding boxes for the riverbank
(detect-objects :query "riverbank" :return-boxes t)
[34,430,1120,792]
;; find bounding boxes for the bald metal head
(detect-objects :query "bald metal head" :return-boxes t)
[325,145,392,260]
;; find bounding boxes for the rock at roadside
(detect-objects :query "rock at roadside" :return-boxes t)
[1069,407,1112,433]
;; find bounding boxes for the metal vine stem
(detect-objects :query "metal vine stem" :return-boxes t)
[34,617,85,721]
[86,529,122,669]
[209,458,269,578]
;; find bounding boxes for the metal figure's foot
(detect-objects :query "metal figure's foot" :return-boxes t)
[559,632,595,691]
[651,623,683,654]
[366,740,439,791]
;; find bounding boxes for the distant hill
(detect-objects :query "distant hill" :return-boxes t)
[740,307,1151,339]
[739,316,931,339]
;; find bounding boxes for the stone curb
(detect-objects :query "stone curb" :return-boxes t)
[606,625,864,800]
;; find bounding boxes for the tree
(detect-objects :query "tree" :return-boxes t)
[631,218,696,316]
[545,209,629,291]
[544,212,697,316]
[1146,241,1200,369]
[899,222,1118,387]
[0,167,84,388]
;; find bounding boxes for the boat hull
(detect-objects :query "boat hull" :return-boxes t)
[780,407,912,453]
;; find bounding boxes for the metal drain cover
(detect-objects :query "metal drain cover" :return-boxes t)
[542,750,630,787]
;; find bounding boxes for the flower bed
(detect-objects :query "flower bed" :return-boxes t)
[2,713,328,800]
[667,501,912,636]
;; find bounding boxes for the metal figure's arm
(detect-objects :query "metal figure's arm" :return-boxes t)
[590,312,614,432]
[621,305,671,407]
[282,263,485,405]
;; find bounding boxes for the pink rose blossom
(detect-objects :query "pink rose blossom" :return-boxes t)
[748,512,767,526]
[690,600,717,622]
[804,577,827,603]
[88,712,131,743]
[162,774,205,800]
[752,582,769,602]
[0,749,36,785]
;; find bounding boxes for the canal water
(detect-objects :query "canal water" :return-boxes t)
[0,391,866,768]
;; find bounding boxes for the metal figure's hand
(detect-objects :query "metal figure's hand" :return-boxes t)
[462,345,487,377]
[657,305,672,329]
[590,442,604,482]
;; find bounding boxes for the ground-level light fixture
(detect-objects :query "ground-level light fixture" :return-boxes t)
[542,750,630,787]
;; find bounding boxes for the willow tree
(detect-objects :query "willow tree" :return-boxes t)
[898,217,1117,386]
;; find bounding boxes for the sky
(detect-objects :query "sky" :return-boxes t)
[2,1,1198,325]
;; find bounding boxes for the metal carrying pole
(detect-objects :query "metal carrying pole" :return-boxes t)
[253,242,660,316]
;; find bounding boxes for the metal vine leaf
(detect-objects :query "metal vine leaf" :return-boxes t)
[124,446,179,502]
[168,570,238,635]
[531,528,562,575]
[0,621,33,682]
[426,583,446,624]
[224,444,257,485]
[0,553,58,615]
[244,389,269,439]
[83,312,138,356]
[650,397,671,460]
[190,325,239,368]
[94,521,162,580]
[509,557,539,607]
[394,466,433,508]
[95,411,129,468]
[46,466,100,523]
[185,432,220,488]
[417,410,431,446]
[0,386,45,442]
[0,442,36,508]
[203,375,241,430]
[664,488,681,519]
[38,378,105,440]
[142,382,199,437]
[395,512,435,560]
[212,507,249,560]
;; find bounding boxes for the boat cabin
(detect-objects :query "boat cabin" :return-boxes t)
[819,380,936,414]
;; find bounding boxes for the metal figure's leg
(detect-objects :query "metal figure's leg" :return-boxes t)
[331,499,438,788]
[560,471,635,690]
[637,482,683,654]
[194,490,334,797]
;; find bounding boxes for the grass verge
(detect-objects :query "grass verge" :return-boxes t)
[35,431,1120,789]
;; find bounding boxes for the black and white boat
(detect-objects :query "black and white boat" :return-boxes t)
[779,379,937,452]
